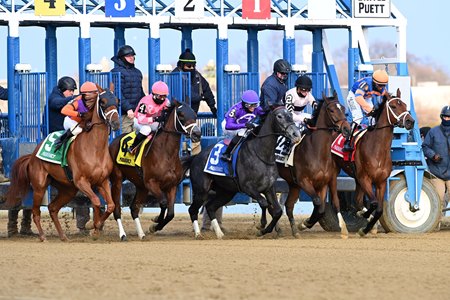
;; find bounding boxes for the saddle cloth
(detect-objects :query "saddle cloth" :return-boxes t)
[331,129,367,162]
[116,132,151,167]
[204,140,241,177]
[36,131,73,167]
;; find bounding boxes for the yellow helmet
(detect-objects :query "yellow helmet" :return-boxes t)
[372,70,389,85]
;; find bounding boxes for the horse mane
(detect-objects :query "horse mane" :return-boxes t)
[307,99,324,127]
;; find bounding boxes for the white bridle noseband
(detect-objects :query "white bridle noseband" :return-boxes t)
[174,105,200,138]
[386,97,411,126]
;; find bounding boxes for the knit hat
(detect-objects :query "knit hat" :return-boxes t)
[179,48,196,63]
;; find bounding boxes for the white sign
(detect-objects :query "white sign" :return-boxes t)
[353,0,390,18]
[175,0,204,18]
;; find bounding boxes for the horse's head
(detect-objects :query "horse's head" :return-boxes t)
[322,91,352,138]
[170,99,202,142]
[272,106,301,143]
[97,83,120,131]
[383,89,415,130]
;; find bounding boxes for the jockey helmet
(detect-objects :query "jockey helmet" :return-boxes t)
[57,76,77,92]
[295,75,312,90]
[440,105,450,118]
[152,81,169,105]
[178,48,196,64]
[80,81,98,94]
[273,59,291,74]
[117,45,136,58]
[372,69,389,85]
[241,90,259,105]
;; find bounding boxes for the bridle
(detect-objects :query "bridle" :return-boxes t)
[324,99,347,133]
[252,106,297,138]
[385,97,411,127]
[96,90,119,127]
[162,105,200,140]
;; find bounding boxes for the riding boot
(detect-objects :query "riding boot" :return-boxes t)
[221,135,241,162]
[54,129,74,151]
[19,208,36,236]
[342,136,354,152]
[128,132,147,154]
[7,208,19,237]
[75,206,91,235]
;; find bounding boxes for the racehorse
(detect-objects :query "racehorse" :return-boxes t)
[183,106,302,239]
[6,83,120,241]
[276,91,352,238]
[109,101,201,241]
[333,88,415,237]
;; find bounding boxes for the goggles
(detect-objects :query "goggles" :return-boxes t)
[244,102,259,109]
[153,94,168,100]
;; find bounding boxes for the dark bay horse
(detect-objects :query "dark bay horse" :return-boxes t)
[276,91,352,238]
[333,89,415,237]
[6,84,120,241]
[109,101,201,240]
[184,106,302,239]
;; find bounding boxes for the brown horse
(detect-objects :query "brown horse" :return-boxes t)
[275,91,352,238]
[109,101,201,241]
[6,84,120,241]
[333,89,415,236]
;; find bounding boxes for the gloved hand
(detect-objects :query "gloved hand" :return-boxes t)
[210,107,218,119]
[432,154,442,163]
[304,118,314,127]
[127,109,135,119]
[154,115,163,122]
[78,112,85,118]
[245,122,257,129]
[150,122,160,132]
[367,108,376,117]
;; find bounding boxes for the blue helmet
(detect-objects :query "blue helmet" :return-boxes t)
[241,90,259,105]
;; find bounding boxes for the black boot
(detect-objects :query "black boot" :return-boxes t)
[19,208,37,236]
[128,132,147,154]
[221,135,241,162]
[54,130,74,151]
[7,208,19,237]
[342,136,354,152]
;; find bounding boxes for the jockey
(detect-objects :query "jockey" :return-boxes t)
[284,75,316,131]
[343,69,389,152]
[53,81,98,150]
[221,90,265,162]
[127,81,170,153]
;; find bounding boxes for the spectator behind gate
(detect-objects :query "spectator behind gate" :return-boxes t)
[422,106,450,210]
[111,45,145,134]
[1,84,36,237]
[260,58,291,112]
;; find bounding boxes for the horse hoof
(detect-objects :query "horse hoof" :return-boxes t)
[298,222,308,231]
[85,221,94,230]
[340,233,349,240]
[120,235,127,242]
[255,223,263,230]
[293,232,301,239]
[357,228,366,238]
[152,217,159,223]
[356,210,364,217]
[216,233,224,240]
[148,224,157,234]
[195,233,204,240]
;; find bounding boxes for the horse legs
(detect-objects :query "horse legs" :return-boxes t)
[110,167,126,241]
[297,181,321,230]
[358,182,386,237]
[96,180,116,222]
[47,188,78,241]
[284,186,301,238]
[255,188,282,236]
[150,187,177,233]
[130,187,149,239]
[74,180,104,239]
[205,189,235,239]
[31,188,50,242]
[329,177,349,239]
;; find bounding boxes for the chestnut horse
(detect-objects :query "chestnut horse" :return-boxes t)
[6,84,120,241]
[109,101,201,241]
[333,89,415,236]
[276,91,352,238]
[183,106,302,239]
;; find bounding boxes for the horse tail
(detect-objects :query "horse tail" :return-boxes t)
[5,154,32,208]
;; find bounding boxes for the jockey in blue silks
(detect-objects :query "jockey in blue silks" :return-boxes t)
[220,90,265,162]
[343,69,389,152]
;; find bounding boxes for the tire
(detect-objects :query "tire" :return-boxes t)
[380,176,442,233]
[319,198,368,232]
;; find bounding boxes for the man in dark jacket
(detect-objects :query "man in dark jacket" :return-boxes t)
[260,59,291,111]
[1,84,36,237]
[44,76,77,135]
[423,105,450,210]
[111,45,145,133]
[172,48,217,117]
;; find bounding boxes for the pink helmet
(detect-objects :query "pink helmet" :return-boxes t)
[151,81,169,96]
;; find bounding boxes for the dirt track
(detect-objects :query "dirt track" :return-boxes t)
[1,211,450,300]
